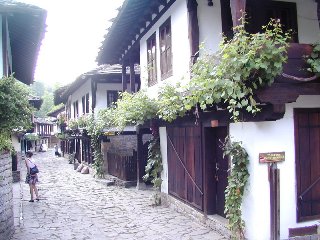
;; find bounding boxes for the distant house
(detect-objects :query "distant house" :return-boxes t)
[97,0,320,239]
[54,65,141,175]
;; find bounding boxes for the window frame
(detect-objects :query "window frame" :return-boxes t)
[147,32,157,87]
[159,17,172,80]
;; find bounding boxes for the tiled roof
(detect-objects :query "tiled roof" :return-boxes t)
[1,0,47,85]
[96,0,175,65]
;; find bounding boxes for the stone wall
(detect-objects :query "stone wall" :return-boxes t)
[108,135,137,156]
[0,152,14,239]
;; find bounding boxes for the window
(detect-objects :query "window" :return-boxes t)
[159,18,172,80]
[85,93,89,113]
[73,101,78,118]
[294,108,320,222]
[147,33,157,86]
[107,91,119,107]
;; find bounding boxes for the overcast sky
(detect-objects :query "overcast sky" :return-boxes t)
[20,0,124,87]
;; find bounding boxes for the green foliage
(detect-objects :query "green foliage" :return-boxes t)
[222,137,249,239]
[57,113,67,125]
[86,114,105,178]
[56,132,69,140]
[0,134,13,153]
[157,19,291,121]
[157,83,187,122]
[68,119,78,130]
[0,76,33,145]
[30,81,45,96]
[24,133,40,141]
[77,114,90,128]
[114,91,158,130]
[306,42,320,75]
[34,90,54,118]
[143,136,163,189]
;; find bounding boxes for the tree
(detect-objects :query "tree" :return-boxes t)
[30,81,45,96]
[0,76,33,151]
[34,90,54,118]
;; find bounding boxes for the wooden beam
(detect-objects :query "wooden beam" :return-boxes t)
[187,0,199,64]
[256,83,320,105]
[130,60,136,93]
[2,15,8,77]
[121,64,127,92]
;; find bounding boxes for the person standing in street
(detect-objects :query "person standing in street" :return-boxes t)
[54,143,61,157]
[25,151,40,202]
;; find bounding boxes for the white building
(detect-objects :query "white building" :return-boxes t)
[97,1,320,239]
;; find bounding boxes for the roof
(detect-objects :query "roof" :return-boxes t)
[34,117,53,125]
[1,1,47,85]
[96,0,175,65]
[47,105,65,118]
[54,64,140,105]
[28,95,43,110]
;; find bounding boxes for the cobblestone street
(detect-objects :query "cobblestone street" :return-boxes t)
[11,150,225,240]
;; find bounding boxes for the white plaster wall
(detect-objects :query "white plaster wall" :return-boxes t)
[198,0,223,54]
[160,127,168,194]
[139,0,225,99]
[274,0,320,43]
[11,135,20,152]
[230,95,320,240]
[95,82,122,113]
[140,0,190,98]
[69,80,91,119]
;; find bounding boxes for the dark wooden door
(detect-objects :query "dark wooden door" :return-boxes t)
[204,127,228,217]
[167,126,203,210]
[294,108,320,222]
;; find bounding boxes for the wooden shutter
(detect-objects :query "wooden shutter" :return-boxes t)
[294,108,320,222]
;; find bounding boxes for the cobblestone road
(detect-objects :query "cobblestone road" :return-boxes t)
[11,150,225,240]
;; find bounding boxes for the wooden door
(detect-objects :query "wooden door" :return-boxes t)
[294,108,320,222]
[204,127,229,217]
[167,126,203,210]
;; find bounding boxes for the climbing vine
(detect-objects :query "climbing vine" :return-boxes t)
[306,42,320,76]
[142,123,162,205]
[143,124,162,188]
[85,114,105,178]
[222,137,249,239]
[157,19,291,121]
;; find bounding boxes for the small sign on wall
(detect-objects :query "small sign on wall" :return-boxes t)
[259,152,285,163]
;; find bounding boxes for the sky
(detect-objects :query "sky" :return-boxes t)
[20,0,124,87]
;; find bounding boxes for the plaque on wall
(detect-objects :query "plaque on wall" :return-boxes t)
[259,152,285,163]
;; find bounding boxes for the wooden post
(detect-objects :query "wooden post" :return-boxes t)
[136,129,144,189]
[130,60,136,93]
[269,163,280,240]
[187,0,199,64]
[122,63,127,92]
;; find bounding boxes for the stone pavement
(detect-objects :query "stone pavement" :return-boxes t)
[11,149,226,240]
